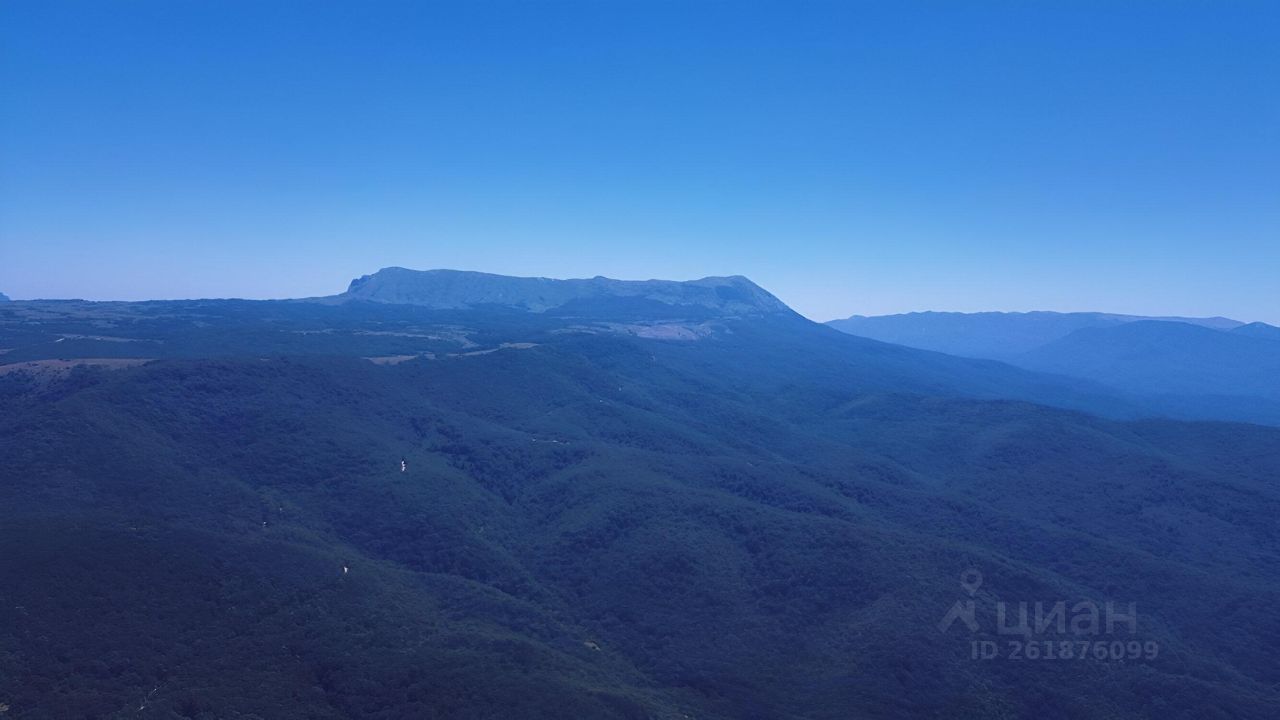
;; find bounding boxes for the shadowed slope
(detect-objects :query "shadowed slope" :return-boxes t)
[2,318,1278,718]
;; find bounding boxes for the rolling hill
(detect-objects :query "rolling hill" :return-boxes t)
[1233,321,1280,341]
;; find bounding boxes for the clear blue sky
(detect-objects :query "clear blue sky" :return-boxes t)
[2,1,1277,322]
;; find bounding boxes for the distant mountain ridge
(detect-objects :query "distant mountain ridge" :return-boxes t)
[1234,321,1280,341]
[826,310,1245,358]
[0,292,10,302]
[826,310,1280,425]
[340,267,794,316]
[1018,320,1280,400]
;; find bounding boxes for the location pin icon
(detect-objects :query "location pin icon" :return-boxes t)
[960,569,983,596]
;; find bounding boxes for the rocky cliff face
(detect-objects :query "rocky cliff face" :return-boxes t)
[341,267,795,316]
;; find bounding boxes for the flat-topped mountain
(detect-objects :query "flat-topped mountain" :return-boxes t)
[341,267,794,316]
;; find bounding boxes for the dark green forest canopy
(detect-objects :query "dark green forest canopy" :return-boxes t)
[1,299,1278,719]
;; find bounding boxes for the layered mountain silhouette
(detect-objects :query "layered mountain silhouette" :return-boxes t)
[826,310,1245,358]
[1234,321,1280,341]
[1018,320,1280,398]
[2,271,1279,718]
[829,311,1280,425]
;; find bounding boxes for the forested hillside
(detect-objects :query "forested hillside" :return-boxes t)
[2,296,1278,719]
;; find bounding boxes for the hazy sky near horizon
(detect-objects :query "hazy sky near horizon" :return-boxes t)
[2,1,1277,322]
